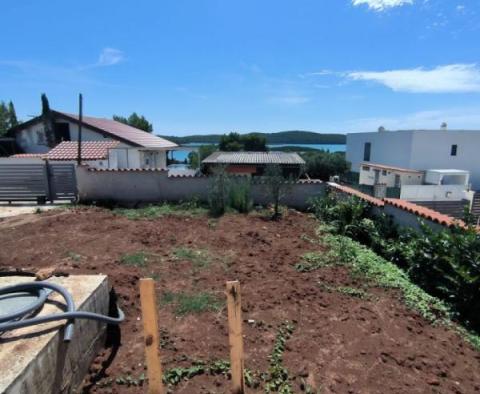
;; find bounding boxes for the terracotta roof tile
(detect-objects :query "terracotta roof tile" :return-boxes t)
[327,182,385,207]
[87,167,167,172]
[384,198,466,228]
[361,162,422,174]
[10,153,47,159]
[46,141,120,161]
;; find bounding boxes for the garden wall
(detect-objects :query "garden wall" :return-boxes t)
[76,166,325,210]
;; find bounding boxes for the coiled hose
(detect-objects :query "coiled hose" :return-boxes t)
[0,281,124,342]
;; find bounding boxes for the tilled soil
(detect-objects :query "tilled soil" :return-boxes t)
[0,207,479,393]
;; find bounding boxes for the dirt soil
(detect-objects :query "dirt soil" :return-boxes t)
[0,207,479,394]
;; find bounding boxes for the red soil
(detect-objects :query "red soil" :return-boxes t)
[0,207,479,393]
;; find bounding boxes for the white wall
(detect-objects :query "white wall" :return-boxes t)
[346,131,414,172]
[409,131,480,189]
[400,185,469,202]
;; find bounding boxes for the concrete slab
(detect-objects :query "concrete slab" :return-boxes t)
[0,202,70,219]
[0,275,109,394]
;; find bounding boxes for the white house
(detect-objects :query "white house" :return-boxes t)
[346,129,480,190]
[359,163,423,188]
[8,110,178,169]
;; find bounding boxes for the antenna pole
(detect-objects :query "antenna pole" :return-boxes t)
[77,93,83,165]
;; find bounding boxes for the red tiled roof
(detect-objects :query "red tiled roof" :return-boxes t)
[56,111,178,149]
[362,162,423,174]
[87,167,167,172]
[384,198,465,228]
[47,141,120,160]
[10,153,47,159]
[328,182,385,207]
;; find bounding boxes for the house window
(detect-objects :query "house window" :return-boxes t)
[451,144,457,156]
[363,142,371,161]
[382,170,387,176]
[362,166,370,171]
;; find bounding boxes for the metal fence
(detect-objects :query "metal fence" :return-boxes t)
[0,162,77,202]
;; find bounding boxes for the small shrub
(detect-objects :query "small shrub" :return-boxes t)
[66,251,82,262]
[229,177,253,213]
[209,166,231,217]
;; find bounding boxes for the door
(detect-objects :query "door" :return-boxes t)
[374,169,380,184]
[394,174,401,188]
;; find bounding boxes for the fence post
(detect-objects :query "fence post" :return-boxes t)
[139,278,164,394]
[226,280,245,394]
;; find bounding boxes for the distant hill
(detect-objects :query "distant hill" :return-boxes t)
[159,131,346,145]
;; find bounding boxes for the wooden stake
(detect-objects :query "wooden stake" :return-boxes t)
[139,278,164,394]
[226,280,245,394]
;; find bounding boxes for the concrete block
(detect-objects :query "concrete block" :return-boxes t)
[0,275,109,394]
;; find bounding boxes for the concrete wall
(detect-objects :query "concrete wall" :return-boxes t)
[400,184,470,202]
[384,204,445,232]
[76,166,325,210]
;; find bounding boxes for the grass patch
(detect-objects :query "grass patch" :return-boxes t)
[161,291,222,315]
[114,201,207,220]
[318,283,370,299]
[172,247,211,269]
[294,251,336,272]
[119,251,154,267]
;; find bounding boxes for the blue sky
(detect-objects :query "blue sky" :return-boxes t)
[1,0,479,135]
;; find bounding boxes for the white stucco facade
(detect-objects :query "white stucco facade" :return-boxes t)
[347,130,480,190]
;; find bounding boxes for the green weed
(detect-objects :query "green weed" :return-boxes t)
[114,201,207,220]
[264,321,296,393]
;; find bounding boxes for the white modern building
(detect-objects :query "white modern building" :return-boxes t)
[347,129,480,190]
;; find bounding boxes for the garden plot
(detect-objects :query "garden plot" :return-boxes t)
[0,206,479,393]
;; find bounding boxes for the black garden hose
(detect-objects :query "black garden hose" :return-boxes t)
[0,281,124,342]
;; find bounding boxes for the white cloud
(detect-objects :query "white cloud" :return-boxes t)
[346,64,480,93]
[97,48,125,67]
[352,0,413,11]
[269,95,310,105]
[343,106,480,132]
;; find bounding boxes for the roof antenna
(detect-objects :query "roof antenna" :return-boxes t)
[77,93,83,165]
